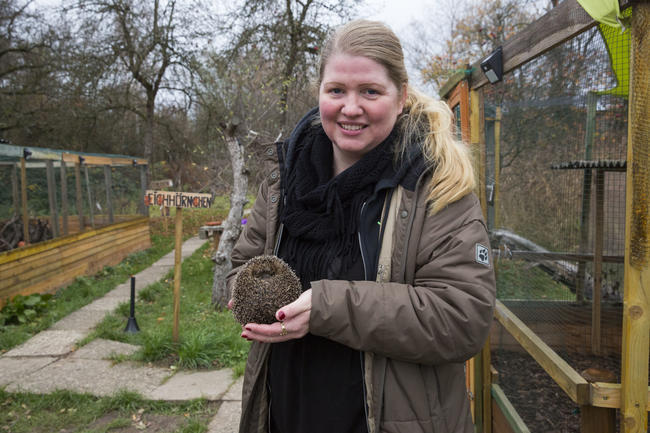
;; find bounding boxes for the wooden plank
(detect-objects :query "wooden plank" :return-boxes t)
[592,170,605,355]
[60,160,69,236]
[172,207,183,342]
[20,158,29,243]
[0,236,150,307]
[74,163,84,230]
[0,226,148,294]
[0,221,149,278]
[46,160,60,238]
[494,300,590,404]
[474,342,484,432]
[0,227,150,303]
[590,383,650,410]
[104,165,114,224]
[491,384,531,433]
[439,70,468,99]
[470,89,487,218]
[0,225,149,289]
[621,6,650,433]
[509,250,624,263]
[0,217,148,263]
[469,0,595,89]
[62,153,82,164]
[580,404,616,433]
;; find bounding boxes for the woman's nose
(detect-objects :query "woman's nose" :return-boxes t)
[341,94,363,116]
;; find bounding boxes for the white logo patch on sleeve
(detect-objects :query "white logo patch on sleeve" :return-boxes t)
[476,244,490,266]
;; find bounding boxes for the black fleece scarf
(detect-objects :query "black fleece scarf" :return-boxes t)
[281,125,396,289]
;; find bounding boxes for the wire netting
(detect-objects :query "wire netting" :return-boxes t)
[482,11,645,432]
[0,160,145,252]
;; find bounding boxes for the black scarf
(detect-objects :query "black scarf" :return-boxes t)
[280,125,396,289]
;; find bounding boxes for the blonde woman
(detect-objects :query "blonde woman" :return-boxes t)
[227,19,496,433]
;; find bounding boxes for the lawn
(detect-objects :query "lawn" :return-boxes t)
[0,202,248,432]
[83,241,250,376]
[0,388,219,433]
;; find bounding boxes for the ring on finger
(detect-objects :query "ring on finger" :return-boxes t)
[279,321,288,336]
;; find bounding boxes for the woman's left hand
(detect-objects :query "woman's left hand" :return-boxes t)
[241,289,312,343]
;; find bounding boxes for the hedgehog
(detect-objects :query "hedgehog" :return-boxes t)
[231,255,302,325]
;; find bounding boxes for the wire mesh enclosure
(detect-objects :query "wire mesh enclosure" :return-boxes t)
[0,144,148,252]
[479,8,648,433]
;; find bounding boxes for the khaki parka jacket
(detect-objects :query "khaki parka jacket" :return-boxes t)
[226,138,496,433]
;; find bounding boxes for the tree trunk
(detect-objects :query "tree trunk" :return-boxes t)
[211,123,248,308]
[144,94,155,176]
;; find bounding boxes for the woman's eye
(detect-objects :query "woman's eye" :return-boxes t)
[365,88,379,96]
[329,88,343,94]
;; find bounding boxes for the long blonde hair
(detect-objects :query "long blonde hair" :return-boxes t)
[318,20,475,214]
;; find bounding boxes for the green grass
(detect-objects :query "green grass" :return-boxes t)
[495,259,575,301]
[0,234,175,353]
[85,242,250,376]
[0,388,217,433]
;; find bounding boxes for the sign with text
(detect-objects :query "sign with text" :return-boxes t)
[144,190,213,209]
[149,179,173,189]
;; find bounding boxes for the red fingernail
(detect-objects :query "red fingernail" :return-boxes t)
[245,326,252,332]
[241,333,248,339]
[278,311,285,320]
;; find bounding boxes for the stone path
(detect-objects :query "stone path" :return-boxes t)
[0,237,242,433]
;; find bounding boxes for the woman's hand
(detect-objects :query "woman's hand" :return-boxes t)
[240,289,312,343]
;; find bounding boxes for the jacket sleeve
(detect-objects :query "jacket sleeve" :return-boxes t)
[309,195,496,366]
[226,180,270,291]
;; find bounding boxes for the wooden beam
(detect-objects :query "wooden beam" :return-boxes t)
[494,300,590,404]
[0,217,148,263]
[470,89,487,218]
[46,160,59,238]
[491,384,531,433]
[20,157,29,244]
[469,0,595,89]
[172,207,183,342]
[621,5,650,433]
[580,404,615,433]
[74,163,84,230]
[590,383,650,410]
[60,160,69,236]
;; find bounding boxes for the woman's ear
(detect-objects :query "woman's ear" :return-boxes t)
[399,83,408,112]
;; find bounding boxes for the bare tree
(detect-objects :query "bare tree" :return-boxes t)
[223,0,358,130]
[64,0,203,172]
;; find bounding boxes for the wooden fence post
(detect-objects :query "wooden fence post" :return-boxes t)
[60,160,69,236]
[46,160,59,238]
[20,157,29,243]
[75,162,84,230]
[621,5,650,433]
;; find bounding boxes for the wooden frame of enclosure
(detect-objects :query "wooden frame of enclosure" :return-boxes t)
[0,217,151,308]
[0,144,151,307]
[1,143,149,242]
[441,1,649,432]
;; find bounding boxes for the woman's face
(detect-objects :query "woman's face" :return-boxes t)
[319,53,406,174]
